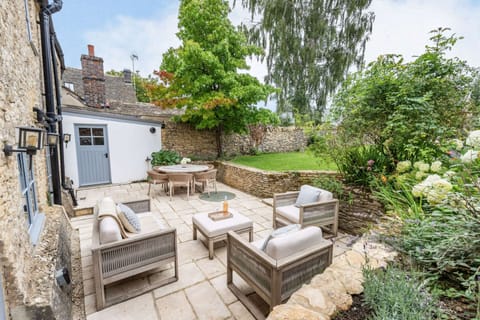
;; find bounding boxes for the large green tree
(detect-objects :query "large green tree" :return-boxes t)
[237,0,375,121]
[156,0,273,156]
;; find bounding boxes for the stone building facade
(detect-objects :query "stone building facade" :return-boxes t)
[0,1,76,319]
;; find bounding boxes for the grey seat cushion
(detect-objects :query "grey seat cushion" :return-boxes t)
[295,185,322,207]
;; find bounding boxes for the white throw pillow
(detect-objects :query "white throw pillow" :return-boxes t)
[99,217,122,244]
[295,185,321,207]
[117,203,141,233]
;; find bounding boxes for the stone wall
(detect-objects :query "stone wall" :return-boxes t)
[223,126,307,156]
[215,162,385,235]
[0,1,74,319]
[162,121,307,158]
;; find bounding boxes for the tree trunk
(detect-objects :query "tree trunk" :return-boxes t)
[216,125,223,158]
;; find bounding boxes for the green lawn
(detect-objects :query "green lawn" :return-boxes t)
[230,152,337,171]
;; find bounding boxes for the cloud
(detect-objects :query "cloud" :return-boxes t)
[82,0,480,91]
[365,0,480,67]
[84,10,180,76]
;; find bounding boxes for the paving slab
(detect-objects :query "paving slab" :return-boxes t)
[185,282,231,320]
[155,291,196,320]
[87,293,158,320]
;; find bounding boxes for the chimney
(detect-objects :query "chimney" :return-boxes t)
[81,44,106,108]
[123,69,132,83]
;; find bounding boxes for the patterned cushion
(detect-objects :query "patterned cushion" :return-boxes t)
[295,185,322,207]
[117,203,141,233]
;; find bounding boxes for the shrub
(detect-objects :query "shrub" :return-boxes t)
[363,267,443,319]
[335,145,393,188]
[151,150,181,166]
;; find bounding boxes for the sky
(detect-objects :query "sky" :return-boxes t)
[54,0,480,86]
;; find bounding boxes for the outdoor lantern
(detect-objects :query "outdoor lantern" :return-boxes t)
[63,133,71,146]
[46,132,59,146]
[3,126,45,156]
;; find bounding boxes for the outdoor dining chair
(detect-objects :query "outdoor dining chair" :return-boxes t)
[193,169,218,195]
[167,173,193,200]
[147,170,169,196]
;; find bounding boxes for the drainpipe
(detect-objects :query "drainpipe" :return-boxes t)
[49,21,77,206]
[40,0,63,205]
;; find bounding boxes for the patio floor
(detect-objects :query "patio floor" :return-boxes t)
[71,181,356,320]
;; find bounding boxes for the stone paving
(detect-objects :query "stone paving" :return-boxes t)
[71,182,356,320]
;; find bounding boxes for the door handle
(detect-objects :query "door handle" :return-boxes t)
[104,153,108,158]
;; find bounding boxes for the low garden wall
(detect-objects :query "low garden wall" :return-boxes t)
[215,162,385,235]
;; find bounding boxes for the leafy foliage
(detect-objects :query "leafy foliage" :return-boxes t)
[335,145,393,187]
[363,267,443,319]
[153,0,274,156]
[237,0,374,121]
[331,28,480,162]
[150,150,181,166]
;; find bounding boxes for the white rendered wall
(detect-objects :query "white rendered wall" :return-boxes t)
[62,112,161,188]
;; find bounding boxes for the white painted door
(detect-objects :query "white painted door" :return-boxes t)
[75,125,111,186]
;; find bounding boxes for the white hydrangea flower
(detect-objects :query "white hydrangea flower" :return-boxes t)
[465,130,480,148]
[460,150,479,163]
[426,190,446,205]
[432,179,453,193]
[451,138,464,150]
[415,171,428,180]
[443,171,456,179]
[396,160,412,173]
[430,161,442,173]
[414,161,430,172]
[412,175,442,197]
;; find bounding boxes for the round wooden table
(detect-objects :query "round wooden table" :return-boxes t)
[153,164,209,173]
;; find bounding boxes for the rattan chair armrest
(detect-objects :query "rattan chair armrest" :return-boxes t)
[92,227,176,252]
[299,198,339,209]
[227,231,276,267]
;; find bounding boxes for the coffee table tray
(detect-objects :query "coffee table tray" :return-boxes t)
[208,211,233,221]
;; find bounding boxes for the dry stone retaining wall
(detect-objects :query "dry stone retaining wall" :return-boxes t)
[162,121,307,158]
[215,162,385,235]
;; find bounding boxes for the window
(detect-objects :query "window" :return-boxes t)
[78,127,105,146]
[17,153,44,245]
[64,82,75,91]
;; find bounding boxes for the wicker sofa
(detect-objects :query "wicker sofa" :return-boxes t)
[227,227,333,319]
[91,198,178,310]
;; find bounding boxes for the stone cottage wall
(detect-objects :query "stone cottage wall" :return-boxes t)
[0,1,74,319]
[162,121,307,158]
[215,162,385,235]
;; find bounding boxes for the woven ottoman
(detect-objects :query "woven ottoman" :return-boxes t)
[193,209,253,259]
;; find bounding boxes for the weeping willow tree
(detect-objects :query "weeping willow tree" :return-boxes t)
[236,0,375,121]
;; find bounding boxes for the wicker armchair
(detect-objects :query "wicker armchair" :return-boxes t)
[92,199,178,310]
[273,187,339,237]
[227,228,333,319]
